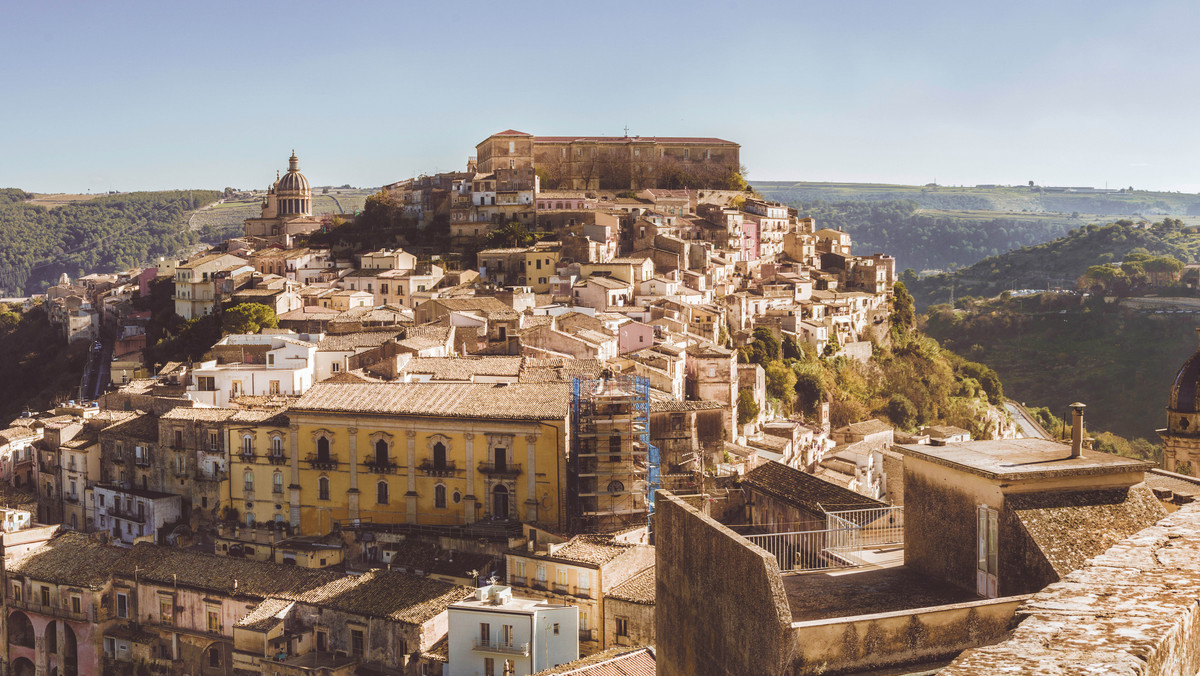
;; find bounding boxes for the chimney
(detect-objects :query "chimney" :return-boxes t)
[1069,402,1086,458]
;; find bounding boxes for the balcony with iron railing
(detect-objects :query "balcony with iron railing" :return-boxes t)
[363,457,399,474]
[266,453,288,465]
[477,461,522,477]
[472,639,529,656]
[107,505,147,523]
[306,453,339,471]
[417,459,457,478]
[195,468,227,483]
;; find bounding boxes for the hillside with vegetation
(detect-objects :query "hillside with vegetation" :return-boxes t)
[780,199,1077,272]
[754,181,1200,217]
[737,285,1010,441]
[922,293,1191,458]
[0,188,221,295]
[0,304,88,420]
[907,218,1200,309]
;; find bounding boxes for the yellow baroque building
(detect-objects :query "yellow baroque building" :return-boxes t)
[231,382,572,535]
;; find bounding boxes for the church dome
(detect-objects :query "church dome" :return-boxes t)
[275,151,310,195]
[1170,330,1200,412]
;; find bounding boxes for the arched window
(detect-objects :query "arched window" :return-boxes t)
[377,481,389,505]
[242,435,253,456]
[246,512,255,526]
[271,436,283,456]
[433,441,446,469]
[434,484,447,509]
[273,471,283,494]
[609,432,622,463]
[375,439,388,466]
[316,437,331,462]
[243,470,253,493]
[318,477,330,501]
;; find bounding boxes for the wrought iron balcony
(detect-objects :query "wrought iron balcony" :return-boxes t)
[472,639,529,656]
[417,459,457,477]
[266,453,288,465]
[306,453,339,470]
[477,461,522,477]
[363,457,399,474]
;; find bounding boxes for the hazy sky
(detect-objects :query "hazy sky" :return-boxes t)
[4,0,1199,193]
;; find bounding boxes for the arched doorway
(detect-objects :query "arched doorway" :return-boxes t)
[201,641,233,676]
[8,610,34,648]
[62,622,78,675]
[492,485,509,520]
[12,657,35,676]
[45,620,58,655]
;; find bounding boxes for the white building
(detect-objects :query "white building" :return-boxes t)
[173,253,251,320]
[93,484,182,546]
[447,584,579,676]
[185,332,321,407]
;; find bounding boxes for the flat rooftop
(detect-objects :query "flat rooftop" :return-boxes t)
[893,439,1151,481]
[784,566,978,622]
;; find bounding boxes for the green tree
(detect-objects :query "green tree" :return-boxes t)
[765,361,797,408]
[891,281,915,332]
[222,303,278,335]
[750,327,781,363]
[737,389,759,426]
[782,334,803,361]
[886,394,917,429]
[485,221,537,249]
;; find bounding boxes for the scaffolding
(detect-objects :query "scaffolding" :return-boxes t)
[570,375,660,537]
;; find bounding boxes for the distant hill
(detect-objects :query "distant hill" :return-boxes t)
[753,181,1200,217]
[907,219,1200,309]
[923,294,1195,443]
[772,199,1077,273]
[0,189,221,295]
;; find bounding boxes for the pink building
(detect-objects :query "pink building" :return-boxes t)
[136,267,157,297]
[740,219,760,262]
[619,321,655,354]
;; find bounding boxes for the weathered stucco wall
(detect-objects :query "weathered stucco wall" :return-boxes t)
[784,596,1027,675]
[903,462,996,594]
[943,503,1200,674]
[655,491,793,676]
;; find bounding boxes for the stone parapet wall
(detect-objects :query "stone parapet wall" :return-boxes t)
[943,502,1200,674]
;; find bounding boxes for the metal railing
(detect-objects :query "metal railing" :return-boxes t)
[825,506,903,548]
[745,506,903,572]
[472,639,529,656]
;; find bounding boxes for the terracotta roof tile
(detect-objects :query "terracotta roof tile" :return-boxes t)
[741,460,886,514]
[292,382,571,420]
[606,566,654,605]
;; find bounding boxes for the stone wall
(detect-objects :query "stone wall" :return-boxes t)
[655,491,794,676]
[605,596,655,649]
[786,596,1026,675]
[943,503,1200,674]
[902,469,983,594]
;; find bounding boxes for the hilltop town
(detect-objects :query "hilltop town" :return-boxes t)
[5,131,1200,675]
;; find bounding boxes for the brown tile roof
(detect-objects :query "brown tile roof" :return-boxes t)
[741,460,886,514]
[403,356,524,380]
[536,646,656,675]
[8,532,129,589]
[115,544,345,599]
[518,535,636,568]
[295,569,472,624]
[842,419,893,436]
[1008,484,1166,576]
[316,330,403,352]
[235,597,293,631]
[292,382,571,420]
[101,412,159,441]
[606,566,654,605]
